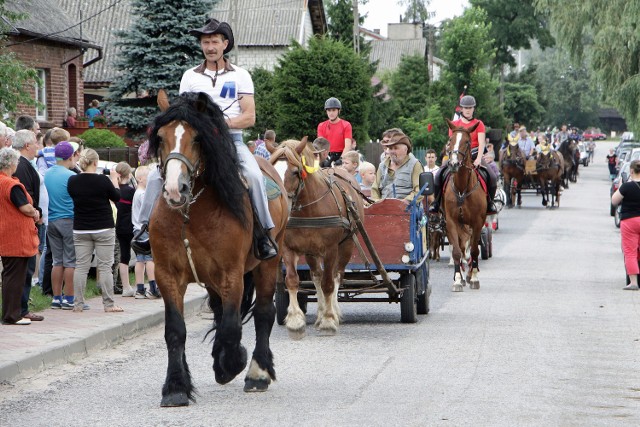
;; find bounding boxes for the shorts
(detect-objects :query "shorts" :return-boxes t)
[135,253,154,263]
[47,218,76,267]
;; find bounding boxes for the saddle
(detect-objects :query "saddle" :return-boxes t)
[441,166,489,196]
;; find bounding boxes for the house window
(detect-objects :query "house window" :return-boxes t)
[35,68,47,120]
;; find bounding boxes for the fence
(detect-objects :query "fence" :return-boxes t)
[95,147,140,167]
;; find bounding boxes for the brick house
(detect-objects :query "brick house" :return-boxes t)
[3,0,102,127]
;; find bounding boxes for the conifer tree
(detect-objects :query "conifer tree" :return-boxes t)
[0,1,40,115]
[107,0,216,131]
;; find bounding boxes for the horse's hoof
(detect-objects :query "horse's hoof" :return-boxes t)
[469,280,480,290]
[452,283,464,292]
[287,327,306,340]
[244,378,271,393]
[317,327,338,336]
[161,392,189,407]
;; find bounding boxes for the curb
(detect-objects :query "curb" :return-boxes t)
[0,291,207,383]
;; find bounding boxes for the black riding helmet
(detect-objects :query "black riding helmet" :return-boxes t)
[459,95,476,120]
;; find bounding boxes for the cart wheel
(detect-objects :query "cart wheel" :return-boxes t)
[275,283,289,326]
[400,274,417,323]
[416,268,430,315]
[480,231,489,260]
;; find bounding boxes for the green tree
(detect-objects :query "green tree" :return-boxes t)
[502,82,545,126]
[439,7,504,128]
[389,55,430,121]
[107,0,215,132]
[248,68,277,140]
[535,0,640,129]
[398,0,432,24]
[0,1,40,115]
[470,0,554,69]
[272,37,372,144]
[533,48,600,128]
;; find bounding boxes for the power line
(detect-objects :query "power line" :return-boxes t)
[5,0,127,47]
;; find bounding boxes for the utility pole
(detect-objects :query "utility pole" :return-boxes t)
[353,0,360,54]
[230,0,238,63]
[426,11,435,82]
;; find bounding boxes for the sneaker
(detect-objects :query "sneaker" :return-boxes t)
[146,290,161,299]
[61,300,74,310]
[14,318,32,325]
[51,299,62,309]
[121,288,135,297]
[135,290,148,299]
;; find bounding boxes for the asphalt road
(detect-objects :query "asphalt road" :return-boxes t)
[1,141,638,426]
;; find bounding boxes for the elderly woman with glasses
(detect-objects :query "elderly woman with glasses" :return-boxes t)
[0,147,40,325]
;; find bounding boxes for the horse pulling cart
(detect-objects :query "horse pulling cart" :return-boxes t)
[275,174,435,324]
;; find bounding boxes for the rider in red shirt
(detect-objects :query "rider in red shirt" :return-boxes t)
[429,95,497,215]
[317,97,352,167]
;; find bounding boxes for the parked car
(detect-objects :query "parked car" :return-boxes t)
[625,147,640,164]
[610,161,630,216]
[620,131,635,142]
[615,141,640,158]
[577,144,589,166]
[582,130,606,140]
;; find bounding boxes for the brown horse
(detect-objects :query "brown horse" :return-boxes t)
[427,212,445,262]
[267,138,364,337]
[535,149,564,208]
[147,91,288,406]
[444,119,487,291]
[500,143,525,208]
[557,139,578,188]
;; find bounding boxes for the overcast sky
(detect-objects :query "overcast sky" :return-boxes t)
[360,0,469,36]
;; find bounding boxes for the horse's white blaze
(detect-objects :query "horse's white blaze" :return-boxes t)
[164,124,185,201]
[274,159,288,182]
[450,132,462,164]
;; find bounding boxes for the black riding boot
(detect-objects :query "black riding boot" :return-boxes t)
[428,185,441,213]
[428,166,444,214]
[253,210,278,260]
[486,170,498,215]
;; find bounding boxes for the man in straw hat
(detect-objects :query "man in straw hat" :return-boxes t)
[371,133,423,204]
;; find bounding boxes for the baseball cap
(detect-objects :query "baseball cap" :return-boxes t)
[54,141,79,160]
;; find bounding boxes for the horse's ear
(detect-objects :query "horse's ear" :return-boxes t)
[158,89,170,112]
[467,121,480,133]
[195,92,209,113]
[265,139,277,154]
[295,137,307,155]
[445,118,455,130]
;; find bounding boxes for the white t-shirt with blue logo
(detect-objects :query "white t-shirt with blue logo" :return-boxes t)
[179,62,254,134]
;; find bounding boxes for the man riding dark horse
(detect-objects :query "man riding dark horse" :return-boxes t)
[429,95,498,215]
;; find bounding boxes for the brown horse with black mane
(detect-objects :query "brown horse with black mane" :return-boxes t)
[147,91,288,406]
[535,147,564,208]
[267,138,364,337]
[500,141,526,208]
[444,119,487,291]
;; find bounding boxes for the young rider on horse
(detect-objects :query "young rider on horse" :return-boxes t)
[131,18,278,260]
[428,95,498,215]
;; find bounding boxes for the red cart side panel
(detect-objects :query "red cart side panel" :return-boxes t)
[350,199,410,265]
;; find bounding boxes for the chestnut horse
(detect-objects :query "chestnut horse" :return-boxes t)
[444,119,487,291]
[267,139,364,337]
[535,149,564,208]
[500,143,525,208]
[148,91,288,406]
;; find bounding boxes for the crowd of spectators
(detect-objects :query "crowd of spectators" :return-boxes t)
[0,115,160,325]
